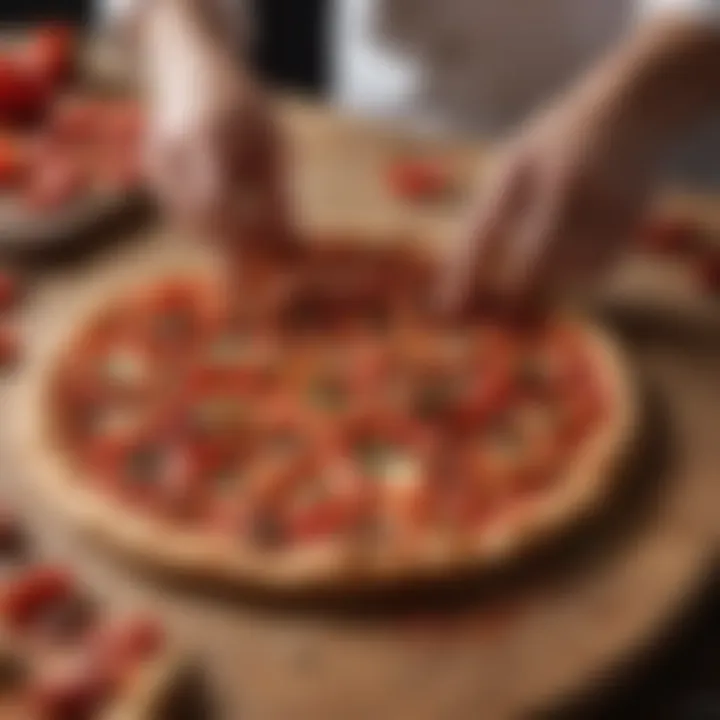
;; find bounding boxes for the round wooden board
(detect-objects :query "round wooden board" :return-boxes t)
[0,100,719,719]
[1,227,718,719]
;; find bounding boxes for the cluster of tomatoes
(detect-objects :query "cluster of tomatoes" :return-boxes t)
[0,24,76,125]
[0,24,144,213]
[0,508,165,719]
[637,214,720,295]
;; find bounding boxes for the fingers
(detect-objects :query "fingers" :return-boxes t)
[439,153,531,314]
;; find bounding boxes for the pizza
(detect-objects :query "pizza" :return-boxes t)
[0,506,178,718]
[0,96,144,213]
[23,237,636,592]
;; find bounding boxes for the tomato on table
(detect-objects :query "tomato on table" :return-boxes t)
[386,157,453,202]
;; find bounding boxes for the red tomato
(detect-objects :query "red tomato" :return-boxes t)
[386,158,451,201]
[696,245,720,295]
[0,55,51,125]
[637,216,700,258]
[1,566,74,627]
[23,23,77,89]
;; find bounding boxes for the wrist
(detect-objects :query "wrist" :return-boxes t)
[603,19,720,140]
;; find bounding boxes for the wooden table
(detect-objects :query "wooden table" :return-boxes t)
[1,100,719,720]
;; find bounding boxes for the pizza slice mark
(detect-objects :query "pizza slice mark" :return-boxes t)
[353,437,424,492]
[473,415,527,479]
[122,441,166,489]
[78,401,148,444]
[115,436,215,522]
[152,305,194,345]
[206,330,255,367]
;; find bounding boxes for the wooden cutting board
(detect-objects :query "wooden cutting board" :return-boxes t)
[1,99,719,720]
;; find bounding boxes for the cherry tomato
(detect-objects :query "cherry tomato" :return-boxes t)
[386,158,452,201]
[1,566,74,628]
[0,55,51,125]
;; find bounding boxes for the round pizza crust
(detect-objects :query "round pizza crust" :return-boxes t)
[18,277,639,594]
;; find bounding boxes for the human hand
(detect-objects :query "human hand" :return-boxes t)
[440,17,720,314]
[142,0,292,254]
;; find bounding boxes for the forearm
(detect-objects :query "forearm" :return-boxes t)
[98,0,250,73]
[581,15,720,146]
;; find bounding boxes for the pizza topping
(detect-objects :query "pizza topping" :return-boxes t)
[1,567,74,629]
[101,347,148,389]
[33,593,97,645]
[249,512,287,549]
[355,440,421,489]
[266,429,305,459]
[411,374,462,421]
[189,396,249,437]
[307,373,347,413]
